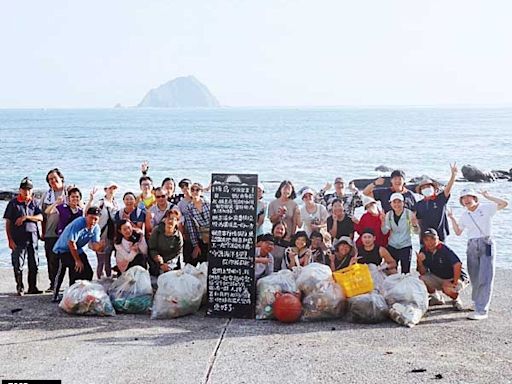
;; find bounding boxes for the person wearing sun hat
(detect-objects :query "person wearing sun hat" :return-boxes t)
[448,188,508,320]
[3,177,44,295]
[353,195,389,248]
[327,236,357,272]
[414,163,458,243]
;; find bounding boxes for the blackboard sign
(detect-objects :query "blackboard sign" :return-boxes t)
[206,173,258,319]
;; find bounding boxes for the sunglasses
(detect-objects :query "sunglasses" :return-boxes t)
[155,195,166,199]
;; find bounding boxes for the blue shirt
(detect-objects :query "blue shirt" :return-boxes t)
[415,192,449,241]
[374,188,417,213]
[53,216,100,254]
[421,243,463,280]
[3,197,41,244]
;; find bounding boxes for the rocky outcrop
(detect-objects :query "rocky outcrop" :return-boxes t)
[137,76,220,108]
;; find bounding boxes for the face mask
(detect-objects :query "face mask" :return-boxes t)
[368,205,378,214]
[421,187,435,197]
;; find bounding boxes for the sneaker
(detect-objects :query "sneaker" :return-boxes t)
[468,312,488,320]
[17,288,25,297]
[429,292,445,306]
[51,294,62,303]
[451,298,464,311]
[27,288,43,295]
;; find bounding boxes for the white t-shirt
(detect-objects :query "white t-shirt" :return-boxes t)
[300,203,328,236]
[459,203,498,239]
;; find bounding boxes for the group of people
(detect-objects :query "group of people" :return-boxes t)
[3,162,508,320]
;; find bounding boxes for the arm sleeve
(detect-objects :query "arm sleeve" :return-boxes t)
[3,201,15,220]
[92,225,101,243]
[185,207,199,247]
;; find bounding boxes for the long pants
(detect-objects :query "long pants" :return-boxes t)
[12,239,39,291]
[387,245,412,274]
[96,240,113,278]
[467,237,496,314]
[44,236,59,289]
[53,252,93,300]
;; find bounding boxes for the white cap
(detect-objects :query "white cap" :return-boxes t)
[362,195,377,208]
[389,192,404,202]
[301,188,315,199]
[104,181,119,190]
[459,188,478,199]
[257,182,265,192]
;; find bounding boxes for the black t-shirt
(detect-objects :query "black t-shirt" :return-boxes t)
[327,215,354,239]
[356,245,382,266]
[3,197,41,244]
[415,193,449,241]
[374,188,417,212]
[421,243,462,280]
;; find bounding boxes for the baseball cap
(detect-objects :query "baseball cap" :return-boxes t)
[301,188,315,199]
[334,236,354,248]
[334,177,344,184]
[19,177,33,190]
[178,178,191,188]
[423,228,439,238]
[86,206,102,216]
[104,181,119,190]
[389,192,404,202]
[361,227,375,236]
[257,233,275,243]
[390,170,405,179]
[258,182,265,192]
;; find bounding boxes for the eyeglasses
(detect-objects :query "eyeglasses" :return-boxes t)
[191,188,202,192]
[155,195,166,199]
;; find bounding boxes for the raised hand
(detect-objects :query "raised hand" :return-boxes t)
[374,177,385,186]
[411,212,419,227]
[351,215,360,225]
[379,211,386,222]
[89,186,98,201]
[479,190,491,199]
[323,182,332,191]
[141,160,149,174]
[348,181,358,192]
[450,162,458,176]
[416,251,426,263]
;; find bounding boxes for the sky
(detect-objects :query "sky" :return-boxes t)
[1,0,512,108]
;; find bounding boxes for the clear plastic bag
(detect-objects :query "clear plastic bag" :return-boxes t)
[59,280,115,316]
[347,292,388,323]
[296,262,333,296]
[108,266,153,314]
[182,262,208,305]
[383,274,429,326]
[302,281,345,321]
[256,270,298,320]
[151,269,205,319]
[368,264,388,295]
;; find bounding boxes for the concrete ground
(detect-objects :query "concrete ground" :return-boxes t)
[0,269,511,384]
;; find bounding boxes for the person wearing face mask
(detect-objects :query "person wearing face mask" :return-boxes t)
[414,163,458,243]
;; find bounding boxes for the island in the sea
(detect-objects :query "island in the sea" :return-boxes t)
[137,75,220,108]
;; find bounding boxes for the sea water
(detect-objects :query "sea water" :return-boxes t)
[0,107,510,269]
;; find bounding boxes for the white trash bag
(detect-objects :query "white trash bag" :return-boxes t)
[296,262,333,296]
[151,269,204,319]
[368,264,388,295]
[389,303,425,328]
[256,269,298,320]
[347,292,388,323]
[59,280,115,316]
[108,266,153,313]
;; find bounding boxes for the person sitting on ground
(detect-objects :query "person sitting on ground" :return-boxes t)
[448,188,508,320]
[268,180,301,241]
[416,228,466,311]
[283,230,312,270]
[327,236,357,272]
[271,221,290,272]
[300,188,328,237]
[4,177,44,296]
[310,231,328,265]
[256,183,267,237]
[381,193,419,274]
[148,209,184,276]
[414,163,457,243]
[356,228,397,274]
[255,233,275,280]
[52,206,105,302]
[45,186,84,237]
[363,169,417,212]
[327,198,354,242]
[353,195,388,248]
[114,219,148,274]
[315,177,362,215]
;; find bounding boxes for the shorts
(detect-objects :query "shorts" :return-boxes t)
[421,272,464,294]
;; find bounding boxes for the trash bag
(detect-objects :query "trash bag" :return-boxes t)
[389,303,424,328]
[59,280,115,316]
[347,292,388,323]
[151,269,204,319]
[383,274,429,313]
[296,262,333,296]
[302,281,345,321]
[368,264,387,295]
[383,274,429,327]
[108,266,153,314]
[182,262,208,305]
[256,270,298,320]
[95,276,115,293]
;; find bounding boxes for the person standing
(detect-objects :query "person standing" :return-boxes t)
[315,177,362,215]
[185,182,210,265]
[40,168,67,291]
[268,180,301,241]
[300,188,328,237]
[363,169,416,212]
[3,177,43,295]
[448,189,508,320]
[415,163,458,242]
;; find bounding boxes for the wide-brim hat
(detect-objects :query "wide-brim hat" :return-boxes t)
[362,195,377,208]
[459,188,478,206]
[415,178,439,194]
